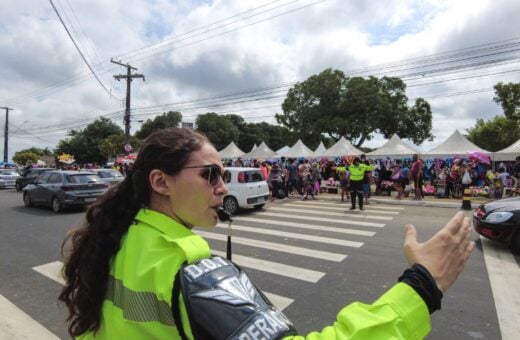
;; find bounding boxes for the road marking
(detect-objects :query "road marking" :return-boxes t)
[285,202,399,215]
[211,250,325,283]
[216,223,363,248]
[32,261,65,285]
[236,216,376,236]
[32,261,295,311]
[257,212,385,228]
[263,292,293,311]
[296,200,405,210]
[0,294,60,339]
[197,230,347,262]
[268,206,393,221]
[481,237,520,340]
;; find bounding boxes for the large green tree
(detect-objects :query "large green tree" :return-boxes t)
[277,68,434,147]
[55,117,123,164]
[135,111,183,139]
[467,116,520,152]
[196,112,240,151]
[494,82,520,121]
[12,151,39,165]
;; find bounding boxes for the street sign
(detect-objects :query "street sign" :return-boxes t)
[124,144,132,152]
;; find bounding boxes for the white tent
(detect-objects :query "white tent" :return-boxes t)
[243,141,277,159]
[423,130,491,159]
[275,145,290,156]
[218,141,245,159]
[312,141,327,157]
[495,139,520,161]
[322,137,363,157]
[367,134,420,159]
[280,139,314,158]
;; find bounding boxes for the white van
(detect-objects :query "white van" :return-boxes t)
[222,167,269,214]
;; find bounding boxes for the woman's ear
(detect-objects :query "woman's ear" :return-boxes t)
[149,169,172,196]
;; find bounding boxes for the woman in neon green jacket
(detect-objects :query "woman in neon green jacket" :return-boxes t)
[59,128,474,339]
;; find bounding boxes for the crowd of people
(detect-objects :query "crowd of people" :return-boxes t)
[224,154,520,202]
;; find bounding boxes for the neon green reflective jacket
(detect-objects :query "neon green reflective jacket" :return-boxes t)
[348,164,367,181]
[79,208,431,339]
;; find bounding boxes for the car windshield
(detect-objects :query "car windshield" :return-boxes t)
[66,174,102,184]
[97,170,123,178]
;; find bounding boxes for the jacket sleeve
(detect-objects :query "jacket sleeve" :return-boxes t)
[284,283,431,340]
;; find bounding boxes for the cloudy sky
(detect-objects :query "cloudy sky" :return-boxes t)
[1,0,519,160]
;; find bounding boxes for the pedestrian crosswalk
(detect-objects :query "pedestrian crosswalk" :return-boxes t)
[6,199,403,338]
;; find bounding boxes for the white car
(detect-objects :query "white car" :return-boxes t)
[0,169,20,188]
[222,167,269,214]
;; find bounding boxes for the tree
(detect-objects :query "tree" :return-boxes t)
[196,113,240,151]
[467,116,520,152]
[55,117,123,164]
[135,111,182,139]
[99,134,142,160]
[12,151,39,165]
[494,82,520,121]
[277,69,434,147]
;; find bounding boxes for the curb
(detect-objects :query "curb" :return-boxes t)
[285,193,483,209]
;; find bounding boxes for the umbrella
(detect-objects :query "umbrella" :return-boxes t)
[468,151,490,165]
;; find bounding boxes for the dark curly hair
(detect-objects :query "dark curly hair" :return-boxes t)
[58,128,209,337]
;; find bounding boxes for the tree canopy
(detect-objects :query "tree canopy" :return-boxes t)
[276,68,434,147]
[135,111,183,139]
[55,117,123,164]
[494,82,520,121]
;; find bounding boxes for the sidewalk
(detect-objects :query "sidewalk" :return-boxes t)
[286,192,488,209]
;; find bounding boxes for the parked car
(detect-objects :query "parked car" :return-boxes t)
[90,168,125,186]
[473,197,520,253]
[222,167,269,214]
[0,169,20,188]
[23,171,108,213]
[15,167,54,191]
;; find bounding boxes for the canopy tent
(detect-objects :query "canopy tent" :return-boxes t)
[279,139,314,158]
[243,141,277,159]
[494,139,520,161]
[367,134,419,159]
[275,145,290,156]
[218,141,245,159]
[312,141,327,157]
[423,130,490,159]
[321,137,363,157]
[250,144,258,152]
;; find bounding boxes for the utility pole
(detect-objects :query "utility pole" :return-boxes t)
[1,107,13,163]
[111,59,145,146]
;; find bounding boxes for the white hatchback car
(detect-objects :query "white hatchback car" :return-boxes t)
[222,167,269,214]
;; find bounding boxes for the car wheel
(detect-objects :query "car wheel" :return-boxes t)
[511,230,520,254]
[223,196,239,215]
[16,182,22,191]
[254,204,265,210]
[52,197,62,213]
[23,192,33,207]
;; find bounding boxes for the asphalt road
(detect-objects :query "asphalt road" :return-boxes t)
[0,188,514,339]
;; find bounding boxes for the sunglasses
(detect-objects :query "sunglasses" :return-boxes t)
[184,164,227,186]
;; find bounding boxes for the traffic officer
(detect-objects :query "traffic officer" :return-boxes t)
[348,157,366,210]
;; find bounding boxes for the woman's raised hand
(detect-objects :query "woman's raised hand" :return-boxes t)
[403,212,475,292]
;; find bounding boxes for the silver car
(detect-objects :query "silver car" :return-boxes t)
[0,169,20,188]
[91,169,125,186]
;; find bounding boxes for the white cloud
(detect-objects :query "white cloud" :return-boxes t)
[1,0,519,160]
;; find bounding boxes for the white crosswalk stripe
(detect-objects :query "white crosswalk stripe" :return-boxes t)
[298,200,405,210]
[286,202,400,215]
[268,206,394,221]
[256,212,385,228]
[196,230,347,261]
[215,223,364,248]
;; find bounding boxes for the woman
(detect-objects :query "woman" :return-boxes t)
[60,128,474,339]
[390,163,405,199]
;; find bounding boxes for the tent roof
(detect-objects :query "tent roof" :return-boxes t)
[280,139,314,158]
[243,141,277,159]
[218,141,245,159]
[321,137,363,157]
[495,139,520,161]
[312,141,327,157]
[275,146,290,155]
[367,134,419,158]
[423,130,490,158]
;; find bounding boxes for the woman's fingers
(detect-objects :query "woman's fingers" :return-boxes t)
[445,211,466,235]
